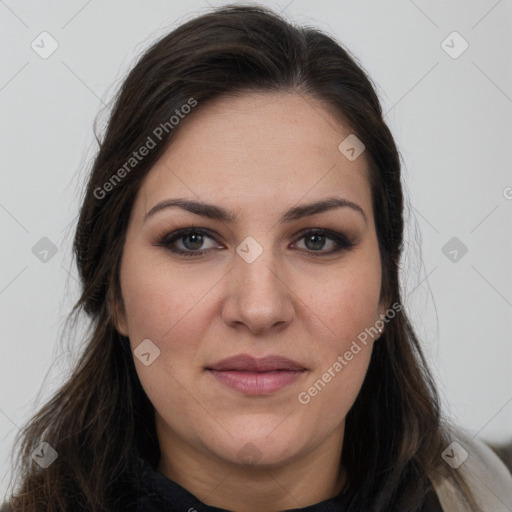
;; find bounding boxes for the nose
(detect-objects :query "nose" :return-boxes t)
[221,245,295,335]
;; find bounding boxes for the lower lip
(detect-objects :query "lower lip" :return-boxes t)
[207,369,306,394]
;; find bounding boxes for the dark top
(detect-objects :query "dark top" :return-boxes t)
[131,456,444,512]
[134,455,350,511]
[1,456,445,511]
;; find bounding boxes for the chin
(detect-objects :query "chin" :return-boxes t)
[208,424,306,468]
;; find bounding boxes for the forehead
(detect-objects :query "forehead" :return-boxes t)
[136,91,372,221]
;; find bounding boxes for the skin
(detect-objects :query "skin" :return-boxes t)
[114,91,389,512]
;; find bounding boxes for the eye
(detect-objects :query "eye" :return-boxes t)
[156,227,356,257]
[291,228,356,256]
[157,228,219,256]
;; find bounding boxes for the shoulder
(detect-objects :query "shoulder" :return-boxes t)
[432,423,512,512]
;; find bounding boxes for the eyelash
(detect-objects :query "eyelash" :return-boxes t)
[156,227,356,258]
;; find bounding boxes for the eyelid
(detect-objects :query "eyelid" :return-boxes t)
[155,226,357,257]
[156,227,220,252]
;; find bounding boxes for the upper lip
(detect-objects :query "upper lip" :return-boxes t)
[206,354,306,372]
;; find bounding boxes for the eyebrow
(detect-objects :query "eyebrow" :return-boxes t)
[144,196,367,225]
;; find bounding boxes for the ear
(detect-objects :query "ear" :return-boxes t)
[375,297,392,339]
[379,302,391,320]
[108,286,129,337]
[377,296,391,320]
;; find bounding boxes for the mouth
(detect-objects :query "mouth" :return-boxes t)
[205,354,308,394]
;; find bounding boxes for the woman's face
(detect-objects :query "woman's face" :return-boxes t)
[115,91,387,469]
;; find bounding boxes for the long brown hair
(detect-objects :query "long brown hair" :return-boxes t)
[4,4,479,511]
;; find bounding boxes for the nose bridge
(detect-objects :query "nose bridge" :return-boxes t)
[235,235,282,299]
[236,241,277,291]
[223,235,293,332]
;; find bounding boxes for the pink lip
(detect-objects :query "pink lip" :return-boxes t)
[206,354,307,395]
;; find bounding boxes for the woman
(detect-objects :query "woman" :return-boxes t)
[2,5,511,511]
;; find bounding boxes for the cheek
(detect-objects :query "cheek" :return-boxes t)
[119,251,216,346]
[309,261,382,348]
[119,257,213,417]
[296,255,381,411]
[296,284,377,426]
[298,349,372,436]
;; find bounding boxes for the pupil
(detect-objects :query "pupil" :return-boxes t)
[306,234,325,251]
[184,233,203,250]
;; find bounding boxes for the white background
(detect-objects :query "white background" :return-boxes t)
[1,0,511,498]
